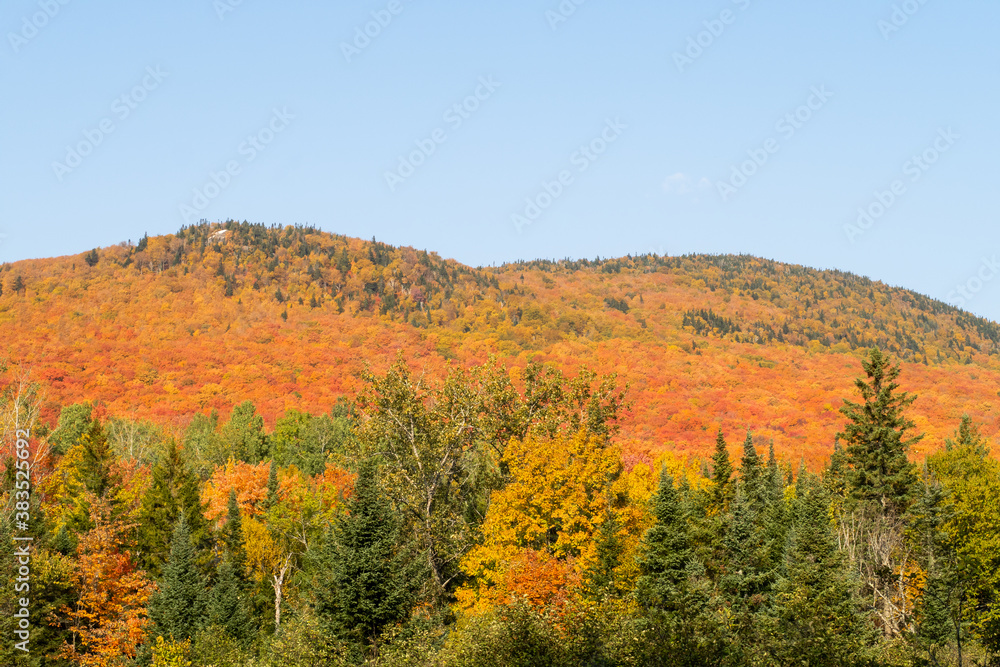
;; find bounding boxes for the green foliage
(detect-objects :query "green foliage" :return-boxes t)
[221,400,268,464]
[583,506,625,601]
[708,429,733,513]
[770,474,875,666]
[149,513,208,642]
[49,402,93,455]
[637,472,693,613]
[207,557,251,644]
[838,347,921,516]
[316,458,421,649]
[221,488,248,582]
[136,441,211,578]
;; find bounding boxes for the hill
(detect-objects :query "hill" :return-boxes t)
[2,220,999,467]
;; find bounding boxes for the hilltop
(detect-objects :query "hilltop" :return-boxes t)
[2,221,998,466]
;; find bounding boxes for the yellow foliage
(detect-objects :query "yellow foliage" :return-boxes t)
[458,430,621,613]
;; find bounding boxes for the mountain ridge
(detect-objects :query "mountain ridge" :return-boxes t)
[2,221,998,467]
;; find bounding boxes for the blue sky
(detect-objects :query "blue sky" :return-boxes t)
[2,1,998,320]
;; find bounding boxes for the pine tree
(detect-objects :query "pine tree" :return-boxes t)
[149,513,207,641]
[583,505,624,600]
[739,431,767,516]
[771,474,874,665]
[910,475,957,662]
[207,557,251,644]
[136,441,210,578]
[708,429,733,514]
[838,347,921,516]
[637,471,693,613]
[316,458,419,646]
[221,488,247,581]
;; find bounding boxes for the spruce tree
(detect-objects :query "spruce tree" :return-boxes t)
[207,557,250,644]
[221,488,247,582]
[637,471,693,612]
[264,461,278,510]
[316,458,419,646]
[911,476,957,661]
[739,430,767,514]
[708,429,733,513]
[149,513,207,642]
[136,441,210,578]
[838,347,921,516]
[583,505,624,601]
[771,474,874,665]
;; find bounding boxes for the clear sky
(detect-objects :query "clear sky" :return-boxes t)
[2,1,998,320]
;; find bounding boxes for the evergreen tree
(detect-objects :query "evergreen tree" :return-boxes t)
[771,474,874,665]
[583,505,624,600]
[636,471,726,665]
[136,441,210,578]
[76,419,119,499]
[739,430,767,514]
[910,475,957,662]
[838,347,921,516]
[221,488,247,581]
[708,429,733,513]
[149,513,207,642]
[637,471,693,612]
[207,557,251,644]
[49,402,93,455]
[316,458,420,647]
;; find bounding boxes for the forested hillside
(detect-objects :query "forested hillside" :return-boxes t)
[3,222,1000,665]
[2,221,999,467]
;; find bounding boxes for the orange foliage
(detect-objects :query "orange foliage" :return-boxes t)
[3,223,1000,472]
[202,459,271,523]
[60,497,155,666]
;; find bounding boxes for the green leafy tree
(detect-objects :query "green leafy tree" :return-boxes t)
[929,416,1000,657]
[183,410,223,479]
[221,401,268,464]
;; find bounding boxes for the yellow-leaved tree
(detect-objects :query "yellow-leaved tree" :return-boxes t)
[457,430,624,613]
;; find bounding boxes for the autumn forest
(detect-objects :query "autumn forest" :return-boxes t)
[2,222,1000,666]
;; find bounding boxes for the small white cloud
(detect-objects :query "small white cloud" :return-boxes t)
[662,173,711,195]
[662,172,691,194]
